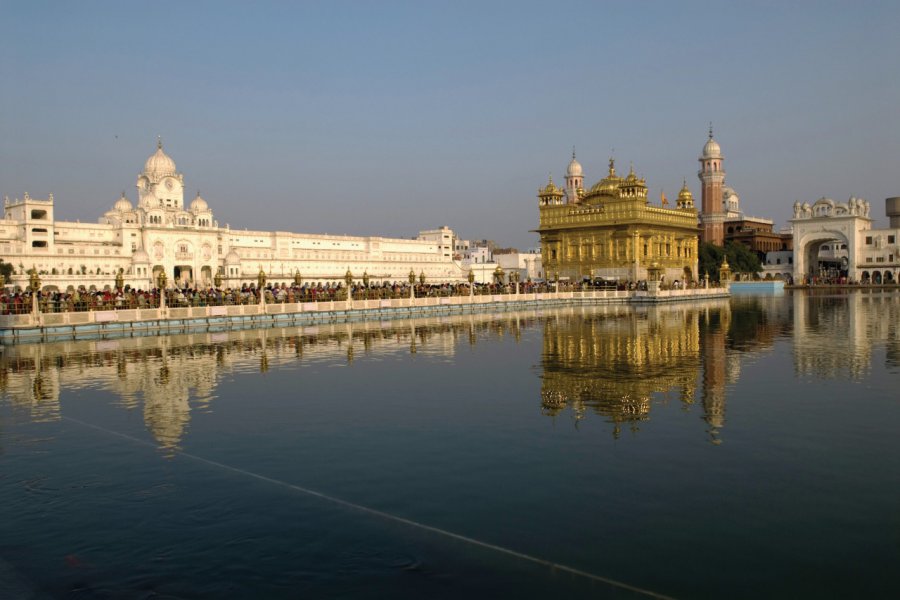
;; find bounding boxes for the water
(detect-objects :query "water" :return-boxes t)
[1,290,898,599]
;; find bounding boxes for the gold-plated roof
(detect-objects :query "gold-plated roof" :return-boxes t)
[538,175,564,197]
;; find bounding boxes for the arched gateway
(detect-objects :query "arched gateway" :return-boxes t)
[791,197,872,283]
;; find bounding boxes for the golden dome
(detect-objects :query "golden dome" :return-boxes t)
[586,158,622,196]
[539,175,564,197]
[625,164,638,184]
[678,180,693,201]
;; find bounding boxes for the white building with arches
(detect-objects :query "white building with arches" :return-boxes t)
[1,140,466,291]
[790,196,900,284]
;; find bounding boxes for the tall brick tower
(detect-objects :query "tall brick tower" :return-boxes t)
[698,126,725,246]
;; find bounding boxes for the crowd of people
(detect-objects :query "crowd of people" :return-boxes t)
[0,277,710,316]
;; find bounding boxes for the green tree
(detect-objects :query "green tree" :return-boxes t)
[698,242,762,282]
[0,258,13,279]
[724,241,762,275]
[698,242,724,281]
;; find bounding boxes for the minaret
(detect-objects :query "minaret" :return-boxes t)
[564,149,584,204]
[698,125,725,245]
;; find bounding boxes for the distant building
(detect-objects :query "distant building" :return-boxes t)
[721,187,793,257]
[417,226,455,260]
[0,140,465,290]
[494,248,543,281]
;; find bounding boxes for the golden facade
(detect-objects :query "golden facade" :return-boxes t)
[536,158,699,283]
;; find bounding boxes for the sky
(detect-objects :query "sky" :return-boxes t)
[2,1,899,250]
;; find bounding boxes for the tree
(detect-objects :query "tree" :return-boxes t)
[698,242,724,281]
[699,241,762,282]
[0,258,13,279]
[724,241,762,276]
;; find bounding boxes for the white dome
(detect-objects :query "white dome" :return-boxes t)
[114,193,133,212]
[701,136,722,159]
[143,139,177,177]
[566,153,583,177]
[132,247,150,263]
[190,193,208,212]
[225,249,241,265]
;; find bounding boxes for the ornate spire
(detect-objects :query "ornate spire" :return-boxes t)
[608,157,616,176]
[157,135,163,149]
[708,122,714,139]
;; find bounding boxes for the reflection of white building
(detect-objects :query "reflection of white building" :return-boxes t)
[0,312,531,449]
[1,140,465,290]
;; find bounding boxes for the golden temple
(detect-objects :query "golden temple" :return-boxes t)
[536,154,699,283]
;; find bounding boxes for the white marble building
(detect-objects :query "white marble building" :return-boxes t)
[1,140,466,290]
[790,195,900,284]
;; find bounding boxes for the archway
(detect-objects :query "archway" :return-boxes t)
[885,271,895,284]
[795,231,850,283]
[873,271,882,284]
[174,265,193,287]
[861,271,870,283]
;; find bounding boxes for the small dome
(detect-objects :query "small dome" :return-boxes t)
[678,181,694,202]
[539,175,564,197]
[225,249,241,265]
[566,152,583,177]
[624,164,638,184]
[190,192,208,212]
[114,192,133,212]
[143,138,177,177]
[132,247,150,263]
[701,132,722,159]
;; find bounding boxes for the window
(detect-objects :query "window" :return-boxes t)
[866,236,873,245]
[889,235,896,244]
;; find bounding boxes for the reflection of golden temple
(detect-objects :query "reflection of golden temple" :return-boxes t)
[540,301,741,441]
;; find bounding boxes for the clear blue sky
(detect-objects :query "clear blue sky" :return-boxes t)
[2,1,899,249]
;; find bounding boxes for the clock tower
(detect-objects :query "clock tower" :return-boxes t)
[698,126,725,246]
[136,137,185,212]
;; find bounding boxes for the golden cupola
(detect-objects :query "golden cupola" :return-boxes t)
[677,179,695,210]
[586,158,624,198]
[619,163,648,200]
[538,175,565,205]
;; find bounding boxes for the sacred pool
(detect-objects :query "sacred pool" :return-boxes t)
[1,290,897,598]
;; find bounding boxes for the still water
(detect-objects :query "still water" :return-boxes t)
[1,290,898,599]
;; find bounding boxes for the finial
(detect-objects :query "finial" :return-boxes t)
[608,156,615,175]
[157,135,163,149]
[121,190,126,198]
[708,122,714,139]
[572,146,576,160]
[197,190,201,197]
